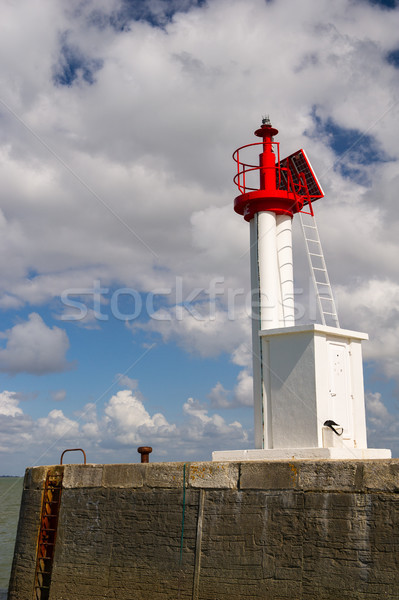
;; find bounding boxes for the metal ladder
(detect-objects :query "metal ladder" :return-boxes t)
[299,210,340,328]
[33,468,63,600]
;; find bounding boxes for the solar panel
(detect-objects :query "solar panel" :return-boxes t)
[278,149,324,202]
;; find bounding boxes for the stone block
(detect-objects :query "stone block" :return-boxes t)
[188,462,239,488]
[63,464,103,488]
[23,465,49,490]
[144,462,186,488]
[239,461,298,489]
[102,463,144,488]
[363,460,399,492]
[298,460,360,491]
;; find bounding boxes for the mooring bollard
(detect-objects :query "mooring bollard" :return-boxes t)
[137,446,152,463]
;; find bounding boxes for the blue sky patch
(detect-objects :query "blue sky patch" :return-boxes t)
[53,34,103,87]
[89,0,207,31]
[387,49,399,67]
[365,0,398,8]
[308,109,391,182]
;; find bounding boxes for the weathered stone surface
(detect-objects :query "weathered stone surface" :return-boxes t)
[102,463,144,488]
[145,462,186,488]
[188,461,239,488]
[52,486,199,600]
[62,464,103,488]
[8,460,399,600]
[8,488,43,600]
[240,460,299,489]
[23,465,48,490]
[362,459,399,491]
[298,460,361,491]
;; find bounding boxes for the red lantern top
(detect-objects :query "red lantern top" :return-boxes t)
[233,118,324,222]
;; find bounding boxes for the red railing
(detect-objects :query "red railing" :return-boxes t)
[233,142,312,215]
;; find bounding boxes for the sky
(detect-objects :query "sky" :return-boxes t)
[0,0,398,475]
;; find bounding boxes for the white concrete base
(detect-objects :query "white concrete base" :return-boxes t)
[212,447,392,462]
[256,324,370,451]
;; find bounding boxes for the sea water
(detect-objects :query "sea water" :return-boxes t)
[0,477,23,598]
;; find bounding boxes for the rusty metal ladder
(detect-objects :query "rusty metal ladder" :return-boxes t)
[33,469,63,600]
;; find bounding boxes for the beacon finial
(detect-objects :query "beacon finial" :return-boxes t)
[254,117,278,139]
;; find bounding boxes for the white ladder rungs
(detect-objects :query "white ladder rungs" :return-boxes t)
[299,211,340,328]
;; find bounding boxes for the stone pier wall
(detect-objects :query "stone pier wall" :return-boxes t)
[8,460,399,599]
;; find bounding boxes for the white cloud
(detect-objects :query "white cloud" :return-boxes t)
[115,374,139,391]
[130,305,251,358]
[51,389,67,402]
[209,368,253,409]
[37,409,80,441]
[336,280,399,379]
[234,369,253,407]
[231,344,252,369]
[0,393,34,456]
[103,390,177,446]
[366,392,391,427]
[208,382,230,409]
[365,392,399,456]
[0,313,73,375]
[56,307,102,330]
[0,391,23,417]
[181,397,247,450]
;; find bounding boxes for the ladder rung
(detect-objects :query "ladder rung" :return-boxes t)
[35,586,51,590]
[39,542,55,547]
[309,253,323,257]
[313,267,326,271]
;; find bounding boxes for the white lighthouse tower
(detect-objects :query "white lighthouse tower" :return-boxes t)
[213,119,390,461]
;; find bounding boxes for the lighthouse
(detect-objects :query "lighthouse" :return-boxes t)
[213,119,391,461]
